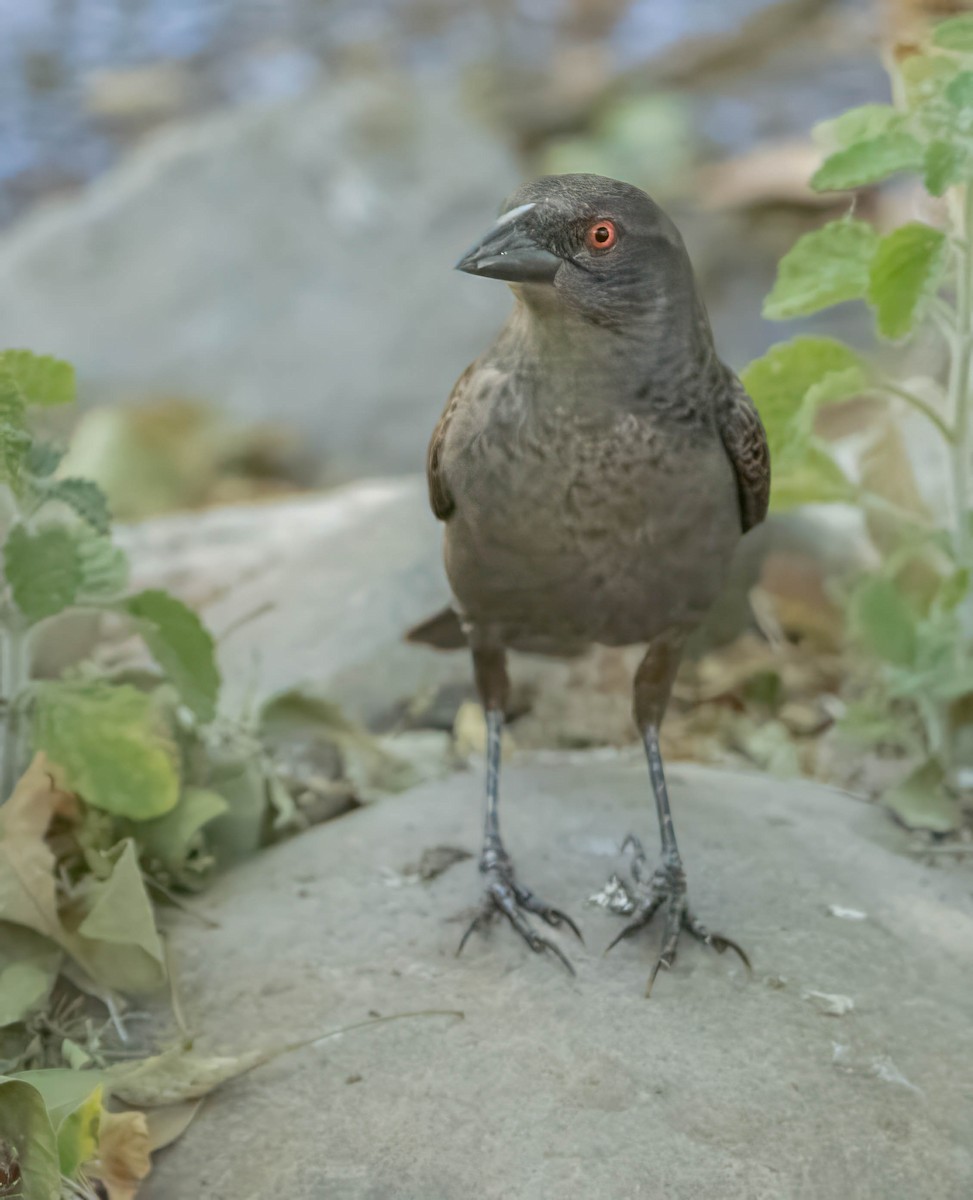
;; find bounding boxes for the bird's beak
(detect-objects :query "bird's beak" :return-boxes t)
[454,202,561,283]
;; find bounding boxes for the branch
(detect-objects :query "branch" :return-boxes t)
[874,382,954,443]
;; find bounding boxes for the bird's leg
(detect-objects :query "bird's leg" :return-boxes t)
[457,643,582,973]
[604,632,750,995]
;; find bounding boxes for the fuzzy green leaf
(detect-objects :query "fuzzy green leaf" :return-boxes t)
[867,222,947,339]
[741,337,866,446]
[0,350,74,408]
[884,760,960,833]
[75,530,130,602]
[0,375,29,488]
[766,447,853,508]
[138,788,229,885]
[3,524,82,623]
[0,1076,60,1200]
[123,590,220,722]
[932,14,973,52]
[32,681,180,820]
[849,577,918,667]
[944,68,973,108]
[41,477,112,535]
[811,132,924,192]
[812,104,901,151]
[923,139,973,194]
[24,442,64,479]
[763,218,878,319]
[741,339,863,510]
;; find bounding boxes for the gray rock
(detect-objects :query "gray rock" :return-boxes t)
[0,75,515,476]
[107,477,456,718]
[146,758,972,1200]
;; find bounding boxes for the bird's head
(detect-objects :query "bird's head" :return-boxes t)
[455,174,699,332]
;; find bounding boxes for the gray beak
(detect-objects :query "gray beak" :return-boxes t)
[454,202,561,283]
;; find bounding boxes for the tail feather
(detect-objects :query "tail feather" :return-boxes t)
[405,606,467,650]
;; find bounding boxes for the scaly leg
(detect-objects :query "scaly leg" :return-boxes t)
[604,632,750,996]
[457,644,582,973]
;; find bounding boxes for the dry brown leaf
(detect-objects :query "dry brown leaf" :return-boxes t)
[0,754,75,940]
[87,1109,151,1200]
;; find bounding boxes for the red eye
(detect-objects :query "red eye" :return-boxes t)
[585,220,617,251]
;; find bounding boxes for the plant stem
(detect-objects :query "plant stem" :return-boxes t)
[948,184,973,572]
[876,382,954,443]
[0,619,30,801]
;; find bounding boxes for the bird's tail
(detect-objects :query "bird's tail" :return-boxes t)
[405,606,467,649]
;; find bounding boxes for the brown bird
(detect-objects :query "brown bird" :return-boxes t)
[408,174,770,993]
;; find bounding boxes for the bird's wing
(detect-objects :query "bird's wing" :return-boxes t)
[718,377,771,533]
[426,362,475,521]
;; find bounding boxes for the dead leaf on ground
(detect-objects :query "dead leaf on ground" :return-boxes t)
[86,1108,151,1200]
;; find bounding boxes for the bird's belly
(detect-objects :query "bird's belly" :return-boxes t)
[444,435,741,650]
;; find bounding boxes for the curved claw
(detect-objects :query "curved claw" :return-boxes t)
[538,906,585,945]
[707,933,752,974]
[532,932,576,976]
[456,911,486,958]
[603,893,665,956]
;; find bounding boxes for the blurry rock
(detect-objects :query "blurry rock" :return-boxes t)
[697,139,829,210]
[85,62,200,129]
[102,477,459,719]
[0,74,516,476]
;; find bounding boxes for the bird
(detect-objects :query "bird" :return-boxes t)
[407,173,770,994]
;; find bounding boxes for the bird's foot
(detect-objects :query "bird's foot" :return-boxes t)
[457,845,583,975]
[602,835,750,997]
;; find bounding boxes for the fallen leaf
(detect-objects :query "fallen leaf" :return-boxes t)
[68,839,167,994]
[106,1010,463,1106]
[884,759,961,832]
[144,1099,202,1151]
[86,1108,151,1200]
[0,755,74,942]
[0,924,61,1028]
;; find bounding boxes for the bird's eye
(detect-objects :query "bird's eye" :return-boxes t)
[585,220,617,252]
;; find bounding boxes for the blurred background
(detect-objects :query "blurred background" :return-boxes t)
[0,0,900,506]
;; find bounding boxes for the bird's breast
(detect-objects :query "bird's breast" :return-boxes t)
[441,400,741,646]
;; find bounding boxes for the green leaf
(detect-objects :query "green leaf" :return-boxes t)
[811,131,924,192]
[0,1076,60,1200]
[884,759,960,833]
[32,682,180,820]
[40,477,111,535]
[0,375,30,489]
[75,839,165,992]
[24,442,64,479]
[867,222,947,340]
[3,524,82,623]
[768,446,854,509]
[0,350,75,408]
[902,52,963,105]
[741,338,866,451]
[849,576,918,667]
[122,590,220,722]
[944,68,973,108]
[138,788,228,884]
[0,925,61,1028]
[923,139,973,195]
[10,1068,104,1176]
[812,104,901,150]
[763,218,878,320]
[932,14,973,52]
[75,528,130,602]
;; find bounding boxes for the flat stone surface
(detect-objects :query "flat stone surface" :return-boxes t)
[147,758,973,1200]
